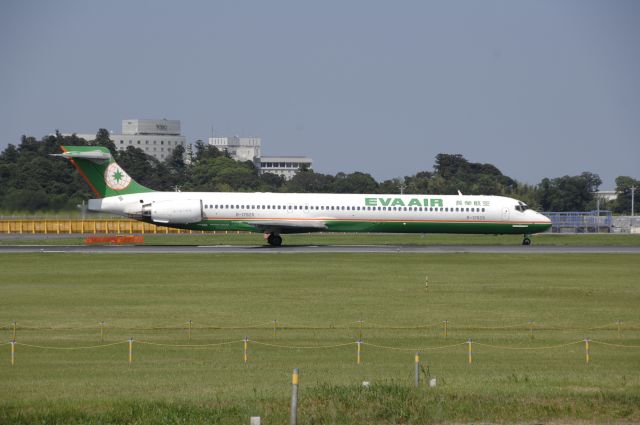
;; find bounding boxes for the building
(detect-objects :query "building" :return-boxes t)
[208,136,312,180]
[113,119,186,161]
[208,136,261,162]
[258,156,313,180]
[64,119,186,161]
[593,190,617,202]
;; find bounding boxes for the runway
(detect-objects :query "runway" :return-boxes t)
[1,244,639,254]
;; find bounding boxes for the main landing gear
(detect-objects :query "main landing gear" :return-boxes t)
[522,235,531,246]
[266,232,283,247]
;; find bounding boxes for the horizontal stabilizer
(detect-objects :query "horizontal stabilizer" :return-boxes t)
[50,150,112,163]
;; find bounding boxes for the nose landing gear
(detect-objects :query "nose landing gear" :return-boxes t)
[522,235,531,246]
[266,232,283,247]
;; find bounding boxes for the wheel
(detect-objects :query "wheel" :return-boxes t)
[267,233,283,247]
[522,237,531,246]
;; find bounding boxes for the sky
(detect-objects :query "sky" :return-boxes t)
[1,0,638,189]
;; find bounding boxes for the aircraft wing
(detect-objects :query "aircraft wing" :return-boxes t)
[243,219,328,234]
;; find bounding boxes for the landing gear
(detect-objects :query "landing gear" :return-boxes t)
[267,233,283,247]
[522,235,531,246]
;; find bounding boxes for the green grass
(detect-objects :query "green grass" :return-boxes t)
[1,232,640,246]
[1,253,639,424]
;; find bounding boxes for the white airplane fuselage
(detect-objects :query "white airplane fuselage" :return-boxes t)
[89,191,551,239]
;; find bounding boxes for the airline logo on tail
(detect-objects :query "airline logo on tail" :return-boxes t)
[104,163,131,191]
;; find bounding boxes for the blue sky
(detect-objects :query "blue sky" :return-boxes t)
[1,0,638,189]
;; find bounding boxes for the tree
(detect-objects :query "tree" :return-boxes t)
[378,178,403,194]
[613,176,640,214]
[285,170,335,193]
[536,172,602,211]
[166,145,186,176]
[258,172,286,192]
[332,172,378,193]
[193,140,221,162]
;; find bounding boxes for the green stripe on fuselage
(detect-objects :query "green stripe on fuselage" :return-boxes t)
[157,219,551,235]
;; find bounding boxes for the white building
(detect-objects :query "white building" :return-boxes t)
[208,136,261,162]
[593,190,617,202]
[208,136,312,180]
[64,119,186,161]
[113,119,186,161]
[259,156,313,180]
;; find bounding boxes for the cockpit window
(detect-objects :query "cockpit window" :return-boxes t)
[515,203,530,212]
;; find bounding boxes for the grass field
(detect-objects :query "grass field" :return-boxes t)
[1,253,639,424]
[1,232,640,246]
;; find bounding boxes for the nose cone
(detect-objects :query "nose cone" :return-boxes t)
[540,212,551,224]
[537,212,552,230]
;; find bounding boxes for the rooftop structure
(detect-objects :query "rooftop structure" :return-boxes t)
[208,136,261,162]
[209,136,312,180]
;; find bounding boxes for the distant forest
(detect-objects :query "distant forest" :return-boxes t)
[0,130,638,214]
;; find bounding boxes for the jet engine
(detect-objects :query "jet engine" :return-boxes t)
[150,199,203,224]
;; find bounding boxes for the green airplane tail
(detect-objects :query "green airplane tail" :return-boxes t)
[54,145,154,198]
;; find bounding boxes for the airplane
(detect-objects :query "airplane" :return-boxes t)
[53,145,552,246]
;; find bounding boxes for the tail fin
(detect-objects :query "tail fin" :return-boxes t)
[53,145,154,198]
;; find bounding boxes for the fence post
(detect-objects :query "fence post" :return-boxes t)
[290,368,299,425]
[10,340,16,366]
[243,337,249,364]
[467,338,472,364]
[584,338,590,364]
[529,320,534,340]
[415,352,420,387]
[128,338,133,365]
